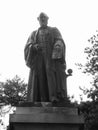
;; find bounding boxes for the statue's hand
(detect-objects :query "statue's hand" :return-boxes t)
[33,44,39,50]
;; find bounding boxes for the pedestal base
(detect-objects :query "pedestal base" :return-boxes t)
[9,107,84,130]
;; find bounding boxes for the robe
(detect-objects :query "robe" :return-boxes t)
[24,26,67,102]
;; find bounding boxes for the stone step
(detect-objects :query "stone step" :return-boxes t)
[9,107,84,130]
[15,107,78,115]
[10,113,84,124]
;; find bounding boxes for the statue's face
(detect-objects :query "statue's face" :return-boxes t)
[38,15,48,27]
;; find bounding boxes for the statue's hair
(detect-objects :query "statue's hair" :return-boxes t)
[37,12,49,20]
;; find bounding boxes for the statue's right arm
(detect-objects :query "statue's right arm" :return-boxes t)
[24,31,36,67]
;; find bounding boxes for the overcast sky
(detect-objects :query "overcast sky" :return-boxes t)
[0,0,98,101]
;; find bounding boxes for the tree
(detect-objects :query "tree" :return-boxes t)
[0,75,28,129]
[79,33,98,102]
[78,32,98,130]
[0,75,27,106]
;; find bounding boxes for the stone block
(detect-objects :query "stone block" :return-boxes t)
[9,107,84,130]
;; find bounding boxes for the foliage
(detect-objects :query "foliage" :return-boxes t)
[79,101,98,130]
[0,75,27,129]
[78,32,98,130]
[84,34,98,75]
[81,33,98,101]
[0,75,27,106]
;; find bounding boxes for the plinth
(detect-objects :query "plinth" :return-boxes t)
[9,104,84,130]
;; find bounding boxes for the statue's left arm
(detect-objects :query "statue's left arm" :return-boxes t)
[52,27,66,64]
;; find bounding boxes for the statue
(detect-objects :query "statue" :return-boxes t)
[24,12,68,104]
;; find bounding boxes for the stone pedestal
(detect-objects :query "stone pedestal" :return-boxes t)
[9,106,84,130]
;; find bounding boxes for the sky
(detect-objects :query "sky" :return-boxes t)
[0,0,98,101]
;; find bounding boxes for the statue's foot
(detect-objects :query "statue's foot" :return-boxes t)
[34,102,42,107]
[41,102,52,107]
[51,97,59,106]
[51,97,59,103]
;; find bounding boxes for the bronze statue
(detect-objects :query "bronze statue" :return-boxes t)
[24,12,67,103]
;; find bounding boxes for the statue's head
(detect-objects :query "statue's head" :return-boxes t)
[37,12,49,27]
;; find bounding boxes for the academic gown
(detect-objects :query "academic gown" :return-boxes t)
[24,26,67,102]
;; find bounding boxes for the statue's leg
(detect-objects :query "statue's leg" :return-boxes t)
[37,57,49,102]
[27,69,38,102]
[56,70,67,99]
[46,69,58,102]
